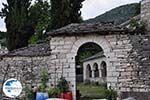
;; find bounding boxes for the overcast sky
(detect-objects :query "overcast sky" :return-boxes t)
[0,0,141,32]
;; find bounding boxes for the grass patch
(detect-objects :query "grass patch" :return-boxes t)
[77,83,117,100]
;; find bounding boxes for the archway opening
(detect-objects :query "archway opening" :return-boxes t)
[76,42,107,100]
[101,61,107,77]
[86,64,92,79]
[75,42,103,82]
[93,63,99,78]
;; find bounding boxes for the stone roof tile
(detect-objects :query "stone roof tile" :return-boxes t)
[1,42,51,57]
[48,23,132,36]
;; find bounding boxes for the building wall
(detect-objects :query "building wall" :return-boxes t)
[83,57,106,82]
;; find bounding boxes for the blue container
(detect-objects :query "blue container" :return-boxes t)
[36,92,49,100]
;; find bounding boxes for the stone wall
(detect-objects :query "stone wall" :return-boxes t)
[121,92,150,100]
[105,34,133,92]
[0,56,57,86]
[141,0,150,32]
[1,33,150,100]
[0,55,76,99]
[119,34,150,100]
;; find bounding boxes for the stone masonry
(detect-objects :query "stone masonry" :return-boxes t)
[0,0,150,99]
[141,0,150,32]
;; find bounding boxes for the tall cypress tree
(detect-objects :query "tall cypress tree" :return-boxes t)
[49,0,84,30]
[1,0,34,51]
[50,0,70,30]
[69,0,84,23]
[28,0,51,44]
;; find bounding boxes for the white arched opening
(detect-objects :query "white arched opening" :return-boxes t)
[86,64,92,79]
[93,63,99,78]
[101,61,107,77]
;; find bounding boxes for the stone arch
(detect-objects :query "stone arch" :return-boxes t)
[76,41,103,82]
[93,63,99,78]
[70,36,112,58]
[101,61,107,77]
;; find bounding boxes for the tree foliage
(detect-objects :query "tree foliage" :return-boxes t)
[49,0,70,30]
[1,0,85,50]
[49,0,84,30]
[28,0,51,44]
[1,0,34,51]
[0,31,6,46]
[69,0,84,23]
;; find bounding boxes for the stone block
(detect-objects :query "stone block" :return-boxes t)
[107,77,118,82]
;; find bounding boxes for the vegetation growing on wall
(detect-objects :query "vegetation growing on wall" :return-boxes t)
[129,18,145,32]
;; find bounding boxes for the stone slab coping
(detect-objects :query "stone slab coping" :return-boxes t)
[0,42,51,57]
[47,23,139,37]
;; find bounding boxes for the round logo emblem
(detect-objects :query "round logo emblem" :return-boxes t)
[3,78,22,98]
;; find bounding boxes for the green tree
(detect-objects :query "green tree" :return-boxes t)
[49,0,84,30]
[0,31,6,47]
[69,0,84,23]
[49,0,70,30]
[28,0,51,44]
[1,0,34,51]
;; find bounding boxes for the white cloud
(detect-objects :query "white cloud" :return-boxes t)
[0,0,7,32]
[0,0,141,31]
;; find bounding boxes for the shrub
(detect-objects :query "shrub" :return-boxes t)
[129,18,145,32]
[47,87,61,97]
[57,77,69,92]
[24,86,34,100]
[39,68,48,92]
[105,89,117,100]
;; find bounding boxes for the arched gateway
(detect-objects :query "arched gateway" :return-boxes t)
[49,23,120,99]
[48,23,137,100]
